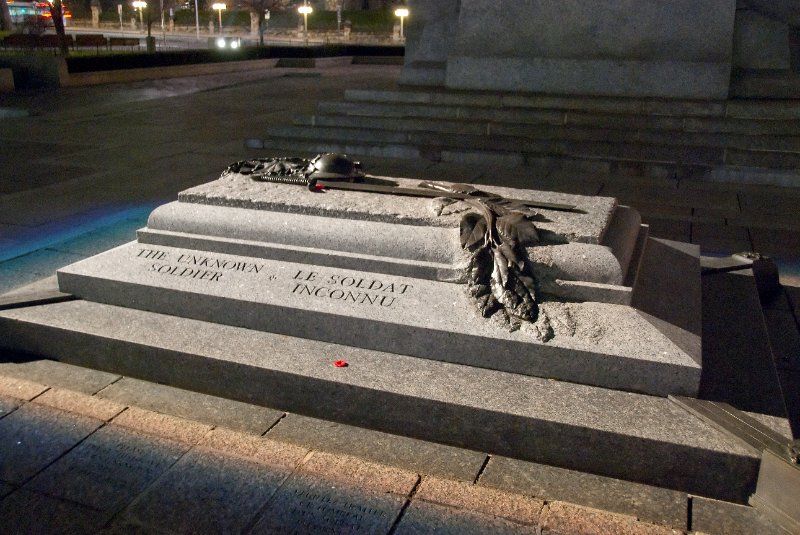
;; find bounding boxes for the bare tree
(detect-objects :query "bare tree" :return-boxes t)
[48,0,70,55]
[0,0,12,32]
[240,0,286,46]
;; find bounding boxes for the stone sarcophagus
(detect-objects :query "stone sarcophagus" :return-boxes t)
[55,154,701,398]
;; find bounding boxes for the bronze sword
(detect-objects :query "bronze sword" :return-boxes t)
[306,178,584,213]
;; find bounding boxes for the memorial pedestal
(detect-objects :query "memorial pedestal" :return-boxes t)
[0,169,746,500]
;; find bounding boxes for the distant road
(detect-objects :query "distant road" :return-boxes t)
[63,24,331,50]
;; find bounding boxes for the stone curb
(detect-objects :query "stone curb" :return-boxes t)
[31,387,125,421]
[109,406,213,444]
[0,376,49,400]
[415,475,545,526]
[541,501,685,535]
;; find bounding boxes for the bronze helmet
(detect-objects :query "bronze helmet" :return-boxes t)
[307,153,365,181]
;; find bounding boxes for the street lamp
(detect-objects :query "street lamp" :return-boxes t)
[212,2,226,33]
[394,6,408,39]
[132,0,146,30]
[194,0,199,39]
[298,2,312,43]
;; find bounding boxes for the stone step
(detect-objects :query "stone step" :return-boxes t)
[0,298,760,504]
[317,101,800,136]
[256,134,800,184]
[343,89,729,118]
[271,124,800,168]
[344,89,800,120]
[266,125,724,165]
[296,114,800,153]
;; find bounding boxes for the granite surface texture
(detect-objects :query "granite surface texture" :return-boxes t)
[404,0,737,98]
[0,299,757,501]
[55,242,700,396]
[178,173,617,245]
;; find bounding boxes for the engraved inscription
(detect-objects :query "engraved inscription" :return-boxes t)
[137,248,274,283]
[256,485,395,534]
[291,270,412,308]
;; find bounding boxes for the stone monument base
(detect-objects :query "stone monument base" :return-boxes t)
[0,168,763,504]
[0,287,758,503]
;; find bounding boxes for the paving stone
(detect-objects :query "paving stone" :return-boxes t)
[604,185,739,211]
[764,309,800,371]
[776,369,800,437]
[691,496,786,535]
[541,501,679,535]
[786,286,800,323]
[692,222,750,240]
[630,202,692,221]
[701,272,789,416]
[750,228,800,258]
[0,489,107,535]
[395,500,536,535]
[0,248,87,277]
[0,394,20,419]
[267,413,487,481]
[249,470,408,535]
[691,206,740,222]
[738,190,800,216]
[0,267,49,295]
[125,448,287,535]
[693,236,753,257]
[0,403,102,485]
[97,377,283,435]
[0,481,13,498]
[299,450,419,495]
[0,375,48,400]
[0,359,120,395]
[26,424,188,514]
[479,457,688,528]
[33,388,125,421]
[761,287,792,312]
[48,223,141,257]
[98,519,175,534]
[727,212,800,233]
[641,218,691,242]
[415,476,544,526]
[199,427,309,470]
[110,406,212,445]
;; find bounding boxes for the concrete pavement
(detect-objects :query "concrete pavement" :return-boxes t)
[0,62,798,533]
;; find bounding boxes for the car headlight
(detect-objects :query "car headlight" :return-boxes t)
[216,37,226,48]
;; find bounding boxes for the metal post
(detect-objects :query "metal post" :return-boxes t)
[194,0,199,39]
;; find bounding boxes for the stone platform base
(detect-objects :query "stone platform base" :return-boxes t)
[0,289,758,504]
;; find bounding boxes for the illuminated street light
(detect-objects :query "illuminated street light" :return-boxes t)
[394,6,408,39]
[212,2,226,33]
[132,0,146,30]
[298,2,312,42]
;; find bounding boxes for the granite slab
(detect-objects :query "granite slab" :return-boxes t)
[249,471,406,534]
[267,413,487,482]
[123,448,286,534]
[478,456,687,527]
[0,489,108,534]
[147,176,637,301]
[0,359,119,395]
[56,241,700,396]
[0,403,102,485]
[395,501,533,535]
[177,174,616,245]
[0,300,757,501]
[96,377,284,435]
[26,424,188,514]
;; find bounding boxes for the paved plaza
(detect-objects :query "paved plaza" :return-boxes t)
[0,63,798,533]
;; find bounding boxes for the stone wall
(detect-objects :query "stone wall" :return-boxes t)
[402,0,738,99]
